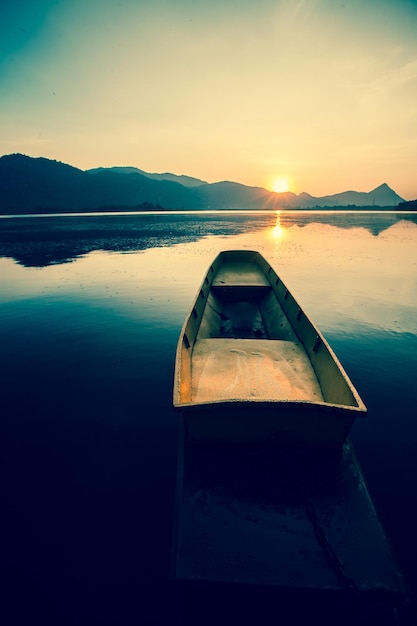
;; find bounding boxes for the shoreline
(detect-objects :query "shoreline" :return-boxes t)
[1,206,415,219]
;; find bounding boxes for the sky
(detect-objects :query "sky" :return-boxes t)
[1,0,417,199]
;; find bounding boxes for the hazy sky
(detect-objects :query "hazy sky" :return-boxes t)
[1,0,417,198]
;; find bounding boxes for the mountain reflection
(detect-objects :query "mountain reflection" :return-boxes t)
[278,210,411,236]
[1,211,416,268]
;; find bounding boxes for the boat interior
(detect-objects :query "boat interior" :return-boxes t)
[190,260,325,404]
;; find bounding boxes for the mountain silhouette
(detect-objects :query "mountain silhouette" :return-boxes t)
[0,154,406,214]
[0,154,199,212]
[299,183,404,208]
[87,166,208,188]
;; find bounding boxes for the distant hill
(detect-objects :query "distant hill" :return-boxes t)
[397,198,417,211]
[0,154,199,212]
[0,153,406,214]
[298,183,404,208]
[87,166,207,188]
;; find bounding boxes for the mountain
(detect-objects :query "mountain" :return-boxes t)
[298,183,404,208]
[87,166,207,188]
[0,154,406,214]
[0,154,199,212]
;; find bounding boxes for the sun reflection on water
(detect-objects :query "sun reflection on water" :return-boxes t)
[270,211,285,240]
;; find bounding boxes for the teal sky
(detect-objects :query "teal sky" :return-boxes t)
[1,0,417,199]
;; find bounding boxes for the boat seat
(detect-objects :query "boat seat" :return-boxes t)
[212,263,271,287]
[191,338,323,404]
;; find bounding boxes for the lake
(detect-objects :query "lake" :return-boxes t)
[1,211,417,624]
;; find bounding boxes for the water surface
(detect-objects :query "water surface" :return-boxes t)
[1,211,416,624]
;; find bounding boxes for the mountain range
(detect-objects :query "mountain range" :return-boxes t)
[0,154,406,214]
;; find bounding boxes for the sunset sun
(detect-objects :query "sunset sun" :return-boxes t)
[272,177,290,193]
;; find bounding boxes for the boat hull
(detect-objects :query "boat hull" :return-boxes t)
[181,400,356,447]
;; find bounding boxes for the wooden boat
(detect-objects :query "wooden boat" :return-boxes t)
[173,249,367,447]
[171,251,407,622]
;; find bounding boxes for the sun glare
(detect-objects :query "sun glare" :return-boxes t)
[272,177,290,193]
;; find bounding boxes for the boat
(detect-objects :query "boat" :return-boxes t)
[173,249,367,447]
[171,250,408,623]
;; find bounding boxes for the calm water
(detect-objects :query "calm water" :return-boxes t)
[1,211,417,624]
